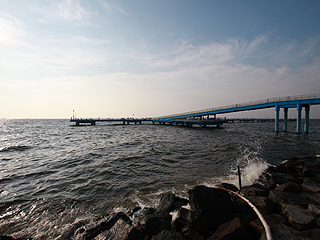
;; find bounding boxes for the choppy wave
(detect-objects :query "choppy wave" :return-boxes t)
[0,145,31,152]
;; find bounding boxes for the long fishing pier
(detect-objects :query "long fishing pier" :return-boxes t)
[71,93,320,132]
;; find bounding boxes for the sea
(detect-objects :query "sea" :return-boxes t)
[1,119,320,239]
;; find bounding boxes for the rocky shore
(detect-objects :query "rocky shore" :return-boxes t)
[2,155,320,240]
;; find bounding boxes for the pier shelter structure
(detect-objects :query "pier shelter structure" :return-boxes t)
[153,94,320,133]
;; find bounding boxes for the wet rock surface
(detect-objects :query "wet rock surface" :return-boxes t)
[3,156,320,239]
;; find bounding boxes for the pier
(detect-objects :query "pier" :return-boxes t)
[70,118,152,126]
[71,93,320,132]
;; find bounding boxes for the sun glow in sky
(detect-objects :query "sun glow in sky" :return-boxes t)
[1,0,320,119]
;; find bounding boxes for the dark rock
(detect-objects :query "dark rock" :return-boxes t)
[73,212,132,240]
[274,182,304,194]
[317,218,320,227]
[299,192,320,205]
[207,217,253,240]
[127,205,142,218]
[217,183,239,192]
[151,230,185,240]
[188,186,233,234]
[249,213,286,234]
[0,237,16,240]
[174,196,189,209]
[158,193,176,214]
[232,198,257,224]
[266,172,301,188]
[260,224,307,240]
[282,203,316,231]
[109,218,141,240]
[56,219,88,240]
[302,182,320,193]
[135,207,171,239]
[269,190,311,208]
[301,228,320,240]
[308,204,320,216]
[180,227,204,240]
[240,184,269,197]
[246,196,274,216]
[174,207,208,238]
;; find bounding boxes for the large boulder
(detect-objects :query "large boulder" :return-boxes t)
[188,186,233,234]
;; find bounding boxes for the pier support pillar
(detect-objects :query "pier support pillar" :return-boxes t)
[304,105,310,133]
[214,114,216,120]
[297,103,302,133]
[207,115,210,120]
[283,108,288,131]
[275,104,280,132]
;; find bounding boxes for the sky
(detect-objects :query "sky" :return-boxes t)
[1,0,320,119]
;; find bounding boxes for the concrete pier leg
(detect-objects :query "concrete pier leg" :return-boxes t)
[275,105,280,132]
[283,108,288,131]
[304,105,310,133]
[297,103,302,133]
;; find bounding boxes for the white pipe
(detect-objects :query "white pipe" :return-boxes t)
[217,188,273,240]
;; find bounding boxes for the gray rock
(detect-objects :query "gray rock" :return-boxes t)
[282,203,316,231]
[269,190,311,208]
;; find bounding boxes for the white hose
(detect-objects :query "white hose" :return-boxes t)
[217,188,273,240]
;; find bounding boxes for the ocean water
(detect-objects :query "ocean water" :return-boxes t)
[1,119,320,239]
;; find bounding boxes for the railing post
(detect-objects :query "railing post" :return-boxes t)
[297,103,302,133]
[304,105,310,133]
[275,104,280,132]
[283,108,288,131]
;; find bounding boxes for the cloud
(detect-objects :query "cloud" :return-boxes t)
[0,12,26,45]
[55,0,97,21]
